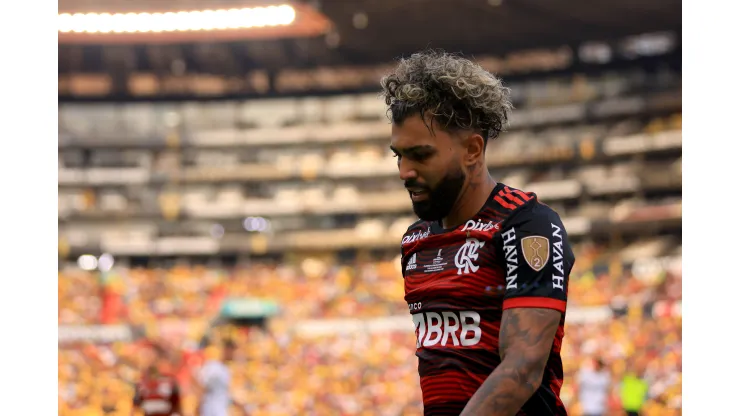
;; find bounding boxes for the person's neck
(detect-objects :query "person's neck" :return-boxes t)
[441,175,496,229]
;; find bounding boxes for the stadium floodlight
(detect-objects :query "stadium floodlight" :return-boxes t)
[58,4,296,34]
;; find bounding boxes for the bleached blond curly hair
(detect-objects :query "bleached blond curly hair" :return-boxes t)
[380,49,512,142]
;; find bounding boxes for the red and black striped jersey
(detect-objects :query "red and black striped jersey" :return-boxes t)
[401,182,574,416]
[133,374,181,416]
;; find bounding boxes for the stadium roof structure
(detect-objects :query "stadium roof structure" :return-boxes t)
[59,0,680,70]
[58,0,681,100]
[309,0,681,65]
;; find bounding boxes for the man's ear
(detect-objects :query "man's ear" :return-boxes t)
[462,132,486,167]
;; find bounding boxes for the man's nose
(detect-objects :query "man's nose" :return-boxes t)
[398,159,418,182]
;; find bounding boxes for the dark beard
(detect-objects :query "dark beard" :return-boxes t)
[408,165,466,222]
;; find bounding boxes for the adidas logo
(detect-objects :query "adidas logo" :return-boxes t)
[406,253,418,271]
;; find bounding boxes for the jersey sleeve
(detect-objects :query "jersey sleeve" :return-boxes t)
[498,203,575,313]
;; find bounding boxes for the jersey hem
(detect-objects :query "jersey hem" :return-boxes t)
[503,297,566,313]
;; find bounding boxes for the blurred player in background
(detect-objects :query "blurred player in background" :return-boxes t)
[383,49,575,415]
[576,358,610,416]
[196,339,245,416]
[620,361,649,416]
[131,347,182,416]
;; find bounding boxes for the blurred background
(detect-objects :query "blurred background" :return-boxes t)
[57,1,682,415]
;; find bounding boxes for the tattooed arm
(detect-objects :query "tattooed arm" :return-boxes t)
[459,307,561,416]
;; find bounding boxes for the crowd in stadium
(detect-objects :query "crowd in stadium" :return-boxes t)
[59,240,681,416]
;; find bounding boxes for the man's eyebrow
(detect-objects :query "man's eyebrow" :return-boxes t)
[389,145,436,154]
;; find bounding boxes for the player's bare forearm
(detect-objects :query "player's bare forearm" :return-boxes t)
[459,307,562,416]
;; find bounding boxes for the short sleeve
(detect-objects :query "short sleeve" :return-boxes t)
[498,203,575,312]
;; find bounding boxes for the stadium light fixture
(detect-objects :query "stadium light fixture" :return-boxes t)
[58,5,296,34]
[58,2,331,44]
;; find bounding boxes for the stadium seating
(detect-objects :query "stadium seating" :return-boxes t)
[58,248,681,416]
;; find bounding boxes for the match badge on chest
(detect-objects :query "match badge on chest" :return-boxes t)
[521,236,550,272]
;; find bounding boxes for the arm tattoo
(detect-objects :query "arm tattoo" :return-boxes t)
[460,308,562,416]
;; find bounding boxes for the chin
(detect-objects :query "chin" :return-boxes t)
[412,203,444,222]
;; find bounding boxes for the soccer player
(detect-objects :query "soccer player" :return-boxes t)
[132,351,182,416]
[382,50,575,416]
[196,340,243,416]
[576,358,611,416]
